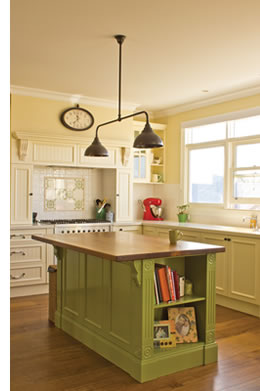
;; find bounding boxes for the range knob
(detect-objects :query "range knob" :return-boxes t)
[83,230,86,233]
[61,230,64,234]
[77,230,81,233]
[103,229,105,232]
[72,230,75,233]
[88,230,91,232]
[67,230,70,233]
[98,229,100,232]
[93,230,96,232]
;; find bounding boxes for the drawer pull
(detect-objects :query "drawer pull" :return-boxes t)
[10,251,26,256]
[10,234,26,239]
[10,272,26,280]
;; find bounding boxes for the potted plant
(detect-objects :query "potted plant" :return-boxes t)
[177,204,189,223]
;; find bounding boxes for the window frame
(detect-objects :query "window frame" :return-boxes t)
[181,107,260,211]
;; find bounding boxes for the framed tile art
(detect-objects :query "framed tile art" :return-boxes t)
[44,177,85,211]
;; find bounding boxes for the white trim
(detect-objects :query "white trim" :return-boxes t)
[181,107,260,129]
[10,85,139,111]
[153,86,260,118]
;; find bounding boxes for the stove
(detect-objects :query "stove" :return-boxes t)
[39,219,111,234]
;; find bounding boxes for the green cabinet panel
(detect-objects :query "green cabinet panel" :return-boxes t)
[55,248,218,383]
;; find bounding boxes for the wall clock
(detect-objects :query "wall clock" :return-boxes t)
[60,104,94,131]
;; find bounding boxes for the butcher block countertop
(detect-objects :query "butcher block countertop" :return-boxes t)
[32,232,225,262]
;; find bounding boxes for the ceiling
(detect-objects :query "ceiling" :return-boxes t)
[10,0,260,113]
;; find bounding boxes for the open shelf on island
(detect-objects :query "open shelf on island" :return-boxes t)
[154,294,206,309]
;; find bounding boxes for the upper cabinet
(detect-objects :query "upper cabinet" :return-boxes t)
[133,121,166,184]
[11,132,132,169]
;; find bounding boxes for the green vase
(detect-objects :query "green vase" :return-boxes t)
[178,213,188,223]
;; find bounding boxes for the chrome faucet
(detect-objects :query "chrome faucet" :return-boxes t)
[243,215,258,230]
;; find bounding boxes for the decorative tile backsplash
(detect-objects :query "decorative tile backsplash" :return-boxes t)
[32,166,106,220]
[44,177,85,211]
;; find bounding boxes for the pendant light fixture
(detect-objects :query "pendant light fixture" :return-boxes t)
[84,35,163,157]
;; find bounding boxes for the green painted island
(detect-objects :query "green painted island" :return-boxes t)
[32,232,225,383]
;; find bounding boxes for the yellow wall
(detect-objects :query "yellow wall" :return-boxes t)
[10,94,133,142]
[159,94,260,184]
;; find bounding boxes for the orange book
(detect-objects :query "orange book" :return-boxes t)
[157,266,170,302]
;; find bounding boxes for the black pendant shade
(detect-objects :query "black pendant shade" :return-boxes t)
[84,136,109,157]
[133,122,163,149]
[84,35,163,157]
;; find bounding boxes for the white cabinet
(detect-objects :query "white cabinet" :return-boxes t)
[201,232,260,306]
[201,232,229,296]
[10,227,54,297]
[229,236,259,304]
[133,149,151,183]
[11,164,33,225]
[112,225,142,234]
[115,169,133,222]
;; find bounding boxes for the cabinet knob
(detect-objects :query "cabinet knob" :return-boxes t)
[29,193,33,196]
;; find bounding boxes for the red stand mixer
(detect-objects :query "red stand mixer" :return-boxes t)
[142,198,164,221]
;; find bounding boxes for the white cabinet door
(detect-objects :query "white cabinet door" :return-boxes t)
[181,230,201,242]
[229,236,259,304]
[11,164,33,225]
[115,169,133,221]
[201,233,229,297]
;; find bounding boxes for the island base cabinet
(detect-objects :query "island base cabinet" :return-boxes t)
[54,248,218,382]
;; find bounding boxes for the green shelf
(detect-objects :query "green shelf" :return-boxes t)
[154,295,206,309]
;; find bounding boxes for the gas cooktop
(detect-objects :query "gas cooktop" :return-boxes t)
[39,219,108,225]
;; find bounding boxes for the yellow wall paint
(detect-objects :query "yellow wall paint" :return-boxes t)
[159,94,260,184]
[10,94,133,142]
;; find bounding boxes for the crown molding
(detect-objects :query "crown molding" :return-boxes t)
[153,85,260,118]
[10,85,139,112]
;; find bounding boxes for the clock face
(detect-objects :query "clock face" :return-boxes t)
[61,107,94,131]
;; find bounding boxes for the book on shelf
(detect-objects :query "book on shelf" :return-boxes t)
[155,268,163,302]
[166,265,175,301]
[154,264,186,304]
[173,270,180,300]
[155,264,170,302]
[154,272,160,304]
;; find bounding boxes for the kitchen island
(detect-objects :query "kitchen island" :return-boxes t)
[32,232,225,383]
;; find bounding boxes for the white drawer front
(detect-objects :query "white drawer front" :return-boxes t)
[10,244,45,264]
[10,229,52,245]
[10,264,45,286]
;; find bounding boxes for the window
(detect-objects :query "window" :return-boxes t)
[182,111,260,210]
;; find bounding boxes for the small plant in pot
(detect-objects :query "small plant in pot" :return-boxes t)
[177,204,189,223]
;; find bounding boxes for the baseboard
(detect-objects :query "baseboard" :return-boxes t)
[216,295,260,318]
[11,284,49,298]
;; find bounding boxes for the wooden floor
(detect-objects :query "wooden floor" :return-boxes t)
[11,295,260,391]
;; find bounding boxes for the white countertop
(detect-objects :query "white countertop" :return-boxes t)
[11,220,260,237]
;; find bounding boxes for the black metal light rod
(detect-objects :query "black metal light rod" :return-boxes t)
[95,110,149,137]
[115,35,126,120]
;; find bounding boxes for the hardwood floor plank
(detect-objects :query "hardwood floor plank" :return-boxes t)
[10,295,260,391]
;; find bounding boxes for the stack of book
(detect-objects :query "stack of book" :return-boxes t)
[154,264,185,305]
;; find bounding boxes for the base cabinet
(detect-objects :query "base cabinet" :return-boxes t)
[55,248,217,382]
[10,227,54,297]
[112,225,142,234]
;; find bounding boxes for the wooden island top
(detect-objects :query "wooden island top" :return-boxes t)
[32,231,225,262]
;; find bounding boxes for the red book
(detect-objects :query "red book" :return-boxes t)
[157,266,170,302]
[166,266,175,301]
[173,271,180,300]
